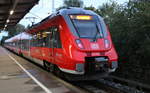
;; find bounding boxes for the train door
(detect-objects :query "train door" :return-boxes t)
[42,29,52,62]
[51,26,62,65]
[51,27,56,63]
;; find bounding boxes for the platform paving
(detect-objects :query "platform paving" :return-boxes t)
[0,46,85,93]
[0,47,46,93]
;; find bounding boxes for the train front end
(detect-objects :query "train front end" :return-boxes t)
[60,8,118,79]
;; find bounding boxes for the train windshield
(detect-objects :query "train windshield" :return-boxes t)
[70,15,104,38]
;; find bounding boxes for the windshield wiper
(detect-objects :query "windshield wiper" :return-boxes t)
[92,23,101,42]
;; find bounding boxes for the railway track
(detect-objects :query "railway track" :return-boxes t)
[71,80,123,93]
[97,78,144,93]
[70,77,146,93]
[107,76,150,93]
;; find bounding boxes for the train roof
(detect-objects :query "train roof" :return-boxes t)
[5,32,32,43]
[58,7,98,16]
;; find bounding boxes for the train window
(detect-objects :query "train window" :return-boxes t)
[37,32,43,47]
[31,32,43,47]
[21,39,30,50]
[70,15,104,39]
[31,35,37,47]
[51,27,62,48]
[71,20,103,39]
[31,34,38,47]
[30,27,61,48]
[42,29,52,48]
[38,39,43,47]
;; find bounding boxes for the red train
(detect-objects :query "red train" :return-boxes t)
[4,8,118,80]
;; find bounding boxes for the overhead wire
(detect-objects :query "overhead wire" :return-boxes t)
[28,12,43,19]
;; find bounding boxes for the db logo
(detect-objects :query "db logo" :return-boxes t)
[91,43,99,49]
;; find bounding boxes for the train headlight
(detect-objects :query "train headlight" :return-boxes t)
[105,39,109,48]
[76,39,84,49]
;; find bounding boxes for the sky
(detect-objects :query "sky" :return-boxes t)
[0,0,128,40]
[19,0,129,27]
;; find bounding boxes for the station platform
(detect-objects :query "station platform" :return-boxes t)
[0,46,85,93]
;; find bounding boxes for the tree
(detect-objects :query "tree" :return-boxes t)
[84,6,96,11]
[64,0,83,7]
[6,24,25,37]
[57,0,83,10]
[100,0,150,84]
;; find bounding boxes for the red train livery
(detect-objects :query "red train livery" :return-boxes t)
[4,8,118,80]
